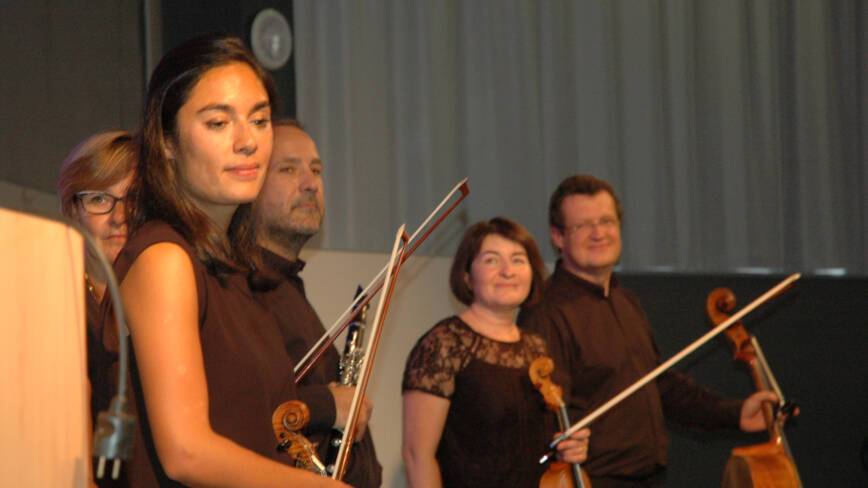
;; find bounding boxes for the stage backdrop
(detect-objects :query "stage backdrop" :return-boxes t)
[0,1,864,275]
[293,1,867,275]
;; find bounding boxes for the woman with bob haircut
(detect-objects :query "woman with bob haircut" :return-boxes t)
[111,34,347,487]
[57,130,136,427]
[401,217,590,488]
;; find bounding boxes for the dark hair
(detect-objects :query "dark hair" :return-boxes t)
[129,34,278,272]
[57,131,137,219]
[548,174,624,230]
[449,217,547,307]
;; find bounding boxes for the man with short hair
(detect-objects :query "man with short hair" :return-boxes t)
[520,174,776,487]
[255,120,382,487]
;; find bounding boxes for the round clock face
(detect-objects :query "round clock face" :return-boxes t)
[250,8,293,71]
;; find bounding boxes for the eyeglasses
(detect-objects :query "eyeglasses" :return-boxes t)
[75,191,126,215]
[562,216,619,235]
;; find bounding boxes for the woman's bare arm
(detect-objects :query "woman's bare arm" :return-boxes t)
[122,242,347,488]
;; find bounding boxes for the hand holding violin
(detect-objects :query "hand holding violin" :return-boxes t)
[554,428,591,464]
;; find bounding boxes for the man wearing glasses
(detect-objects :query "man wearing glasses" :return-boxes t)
[520,174,776,487]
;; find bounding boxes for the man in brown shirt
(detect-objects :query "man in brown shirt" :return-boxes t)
[520,174,777,487]
[255,120,382,487]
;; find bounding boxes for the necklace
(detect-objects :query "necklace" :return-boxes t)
[84,273,98,301]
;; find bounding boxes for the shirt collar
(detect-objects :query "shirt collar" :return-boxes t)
[260,246,307,288]
[552,259,619,298]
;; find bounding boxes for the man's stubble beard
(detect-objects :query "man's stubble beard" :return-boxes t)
[264,214,322,258]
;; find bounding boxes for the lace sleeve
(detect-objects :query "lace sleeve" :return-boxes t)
[401,319,472,398]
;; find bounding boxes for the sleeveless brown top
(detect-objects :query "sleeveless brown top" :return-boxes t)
[108,221,298,487]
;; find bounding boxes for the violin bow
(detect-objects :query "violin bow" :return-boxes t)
[332,224,409,480]
[293,178,470,383]
[541,272,801,463]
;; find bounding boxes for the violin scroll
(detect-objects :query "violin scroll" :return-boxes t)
[273,399,310,433]
[530,356,592,488]
[272,400,327,475]
[529,356,565,412]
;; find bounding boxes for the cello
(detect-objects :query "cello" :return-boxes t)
[706,287,802,488]
[529,356,592,488]
[543,274,800,476]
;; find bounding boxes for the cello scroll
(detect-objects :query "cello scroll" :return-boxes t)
[706,287,802,488]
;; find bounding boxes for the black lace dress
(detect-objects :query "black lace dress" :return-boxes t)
[402,316,557,488]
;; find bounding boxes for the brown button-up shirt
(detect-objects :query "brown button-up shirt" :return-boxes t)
[257,248,383,488]
[520,261,741,478]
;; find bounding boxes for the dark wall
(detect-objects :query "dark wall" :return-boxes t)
[158,0,296,117]
[0,1,144,194]
[0,1,296,197]
[618,273,868,486]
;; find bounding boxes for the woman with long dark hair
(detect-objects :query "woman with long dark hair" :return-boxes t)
[113,34,346,487]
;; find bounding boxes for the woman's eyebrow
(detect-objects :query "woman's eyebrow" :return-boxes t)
[195,100,270,115]
[196,103,233,115]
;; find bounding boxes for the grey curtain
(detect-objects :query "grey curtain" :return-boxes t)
[294,0,866,275]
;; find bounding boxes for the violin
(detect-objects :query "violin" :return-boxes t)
[271,225,407,480]
[271,181,469,481]
[271,226,409,482]
[529,356,592,488]
[706,288,802,488]
[272,400,327,475]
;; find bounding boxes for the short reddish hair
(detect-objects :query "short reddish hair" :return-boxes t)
[57,130,137,219]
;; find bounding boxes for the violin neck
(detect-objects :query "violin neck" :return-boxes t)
[557,403,586,488]
[556,404,569,432]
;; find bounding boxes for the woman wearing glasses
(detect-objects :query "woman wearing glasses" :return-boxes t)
[57,130,137,428]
